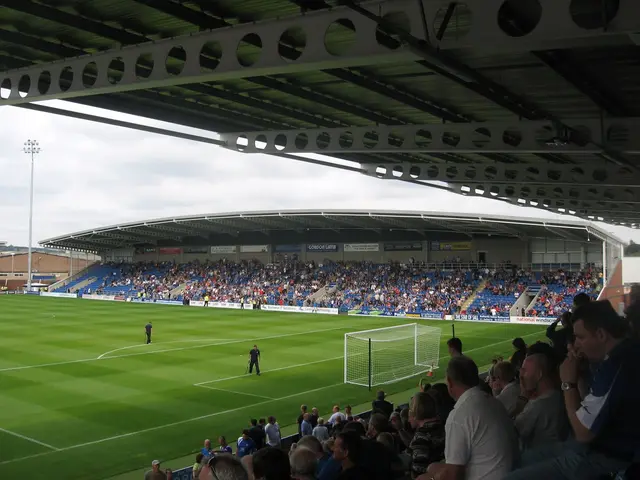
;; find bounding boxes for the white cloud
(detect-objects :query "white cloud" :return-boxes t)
[0,100,638,246]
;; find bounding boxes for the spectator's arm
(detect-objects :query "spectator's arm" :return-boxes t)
[545,319,559,340]
[430,419,469,479]
[410,438,440,478]
[422,463,465,480]
[398,428,414,450]
[560,353,611,443]
[390,414,413,447]
[565,388,595,443]
[513,404,535,443]
[510,394,529,418]
[577,376,588,400]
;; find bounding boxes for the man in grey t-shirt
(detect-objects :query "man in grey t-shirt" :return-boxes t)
[514,354,569,450]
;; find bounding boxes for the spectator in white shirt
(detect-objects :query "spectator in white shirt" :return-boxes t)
[328,405,346,425]
[492,361,520,416]
[264,416,281,447]
[422,356,518,480]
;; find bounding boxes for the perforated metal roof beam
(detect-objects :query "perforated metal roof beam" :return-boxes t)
[365,162,640,189]
[0,0,424,105]
[219,118,640,155]
[415,0,640,53]
[346,0,636,171]
[2,0,147,45]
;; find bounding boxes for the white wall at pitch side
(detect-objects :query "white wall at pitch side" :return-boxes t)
[622,257,640,285]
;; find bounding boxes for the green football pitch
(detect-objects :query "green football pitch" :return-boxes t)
[0,296,546,480]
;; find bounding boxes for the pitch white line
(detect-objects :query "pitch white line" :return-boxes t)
[0,323,375,373]
[194,356,344,386]
[0,427,59,451]
[193,330,544,387]
[191,328,541,388]
[97,338,235,359]
[0,382,342,466]
[0,329,544,466]
[94,325,366,360]
[0,357,98,374]
[195,385,275,400]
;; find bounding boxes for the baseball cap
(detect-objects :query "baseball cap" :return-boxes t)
[152,460,161,466]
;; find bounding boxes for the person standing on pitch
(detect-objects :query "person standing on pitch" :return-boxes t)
[145,322,153,344]
[249,344,261,376]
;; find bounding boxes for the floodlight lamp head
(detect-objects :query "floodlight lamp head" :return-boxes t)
[23,139,41,154]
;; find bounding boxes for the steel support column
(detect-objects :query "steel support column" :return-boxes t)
[219,118,640,155]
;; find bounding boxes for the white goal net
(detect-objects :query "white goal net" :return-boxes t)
[344,323,441,387]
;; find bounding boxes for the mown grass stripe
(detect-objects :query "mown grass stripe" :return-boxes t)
[0,296,545,479]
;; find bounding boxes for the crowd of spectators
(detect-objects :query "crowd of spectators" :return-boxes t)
[317,264,482,315]
[529,267,601,317]
[180,260,324,306]
[465,268,529,317]
[86,262,601,320]
[466,267,601,318]
[145,290,640,480]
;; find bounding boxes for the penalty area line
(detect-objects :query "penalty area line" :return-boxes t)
[93,325,355,361]
[0,323,371,373]
[0,427,59,451]
[96,338,236,359]
[195,385,275,400]
[194,356,344,386]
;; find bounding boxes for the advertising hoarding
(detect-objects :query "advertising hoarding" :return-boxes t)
[344,243,379,252]
[384,242,423,251]
[240,245,269,253]
[210,246,237,254]
[306,244,339,252]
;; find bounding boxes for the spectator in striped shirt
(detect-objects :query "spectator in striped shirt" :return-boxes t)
[407,391,445,478]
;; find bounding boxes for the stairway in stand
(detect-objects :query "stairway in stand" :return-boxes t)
[460,279,488,312]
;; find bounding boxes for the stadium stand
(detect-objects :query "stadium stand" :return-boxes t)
[528,268,602,317]
[319,265,481,316]
[465,268,529,318]
[58,262,603,320]
[467,267,602,318]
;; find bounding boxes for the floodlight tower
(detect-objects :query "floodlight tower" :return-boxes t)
[23,139,40,291]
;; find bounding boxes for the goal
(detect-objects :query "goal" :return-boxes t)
[344,323,441,388]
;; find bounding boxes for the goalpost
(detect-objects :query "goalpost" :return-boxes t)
[344,323,441,389]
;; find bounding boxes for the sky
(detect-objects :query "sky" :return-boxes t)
[1,100,639,247]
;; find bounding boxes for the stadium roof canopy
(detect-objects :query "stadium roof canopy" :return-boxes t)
[39,210,622,252]
[1,1,640,225]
